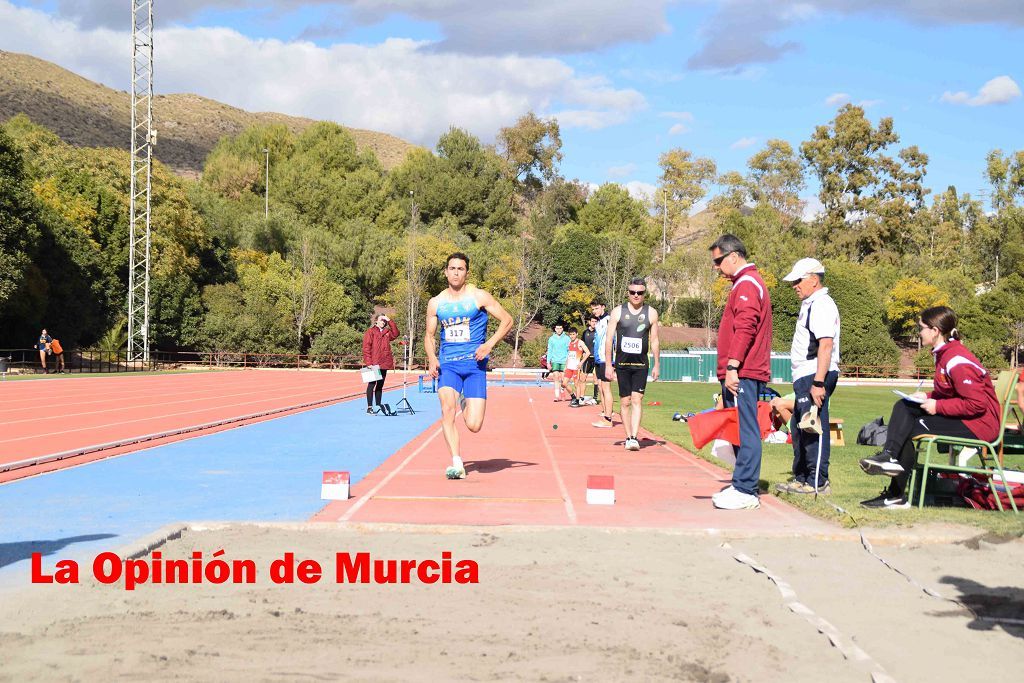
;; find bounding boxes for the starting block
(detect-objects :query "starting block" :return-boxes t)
[418,375,437,393]
[321,471,350,500]
[586,475,615,505]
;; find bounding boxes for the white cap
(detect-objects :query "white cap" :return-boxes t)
[782,257,825,282]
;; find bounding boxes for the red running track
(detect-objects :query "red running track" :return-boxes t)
[314,385,835,534]
[0,369,403,482]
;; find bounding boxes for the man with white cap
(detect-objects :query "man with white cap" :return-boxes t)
[778,257,841,495]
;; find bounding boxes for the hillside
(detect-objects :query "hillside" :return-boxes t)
[0,50,418,176]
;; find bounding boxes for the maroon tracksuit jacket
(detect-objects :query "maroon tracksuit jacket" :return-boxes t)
[716,264,772,382]
[362,319,400,370]
[929,339,1001,442]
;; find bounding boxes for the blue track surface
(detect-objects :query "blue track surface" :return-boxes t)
[0,389,440,583]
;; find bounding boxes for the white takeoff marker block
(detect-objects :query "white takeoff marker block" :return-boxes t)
[586,475,615,505]
[321,471,350,500]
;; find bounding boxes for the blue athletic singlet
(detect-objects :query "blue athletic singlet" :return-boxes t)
[436,290,490,399]
[437,292,489,363]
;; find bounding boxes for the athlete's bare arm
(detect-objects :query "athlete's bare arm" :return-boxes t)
[424,296,440,378]
[649,307,661,381]
[603,305,621,381]
[474,289,514,361]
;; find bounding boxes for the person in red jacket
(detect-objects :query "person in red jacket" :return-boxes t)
[362,313,400,414]
[709,234,773,510]
[859,306,1000,509]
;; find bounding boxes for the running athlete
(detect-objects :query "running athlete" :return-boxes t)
[590,299,615,428]
[425,252,514,479]
[546,323,570,402]
[565,328,590,407]
[604,278,660,451]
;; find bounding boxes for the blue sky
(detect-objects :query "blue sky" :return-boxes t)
[2,1,1021,211]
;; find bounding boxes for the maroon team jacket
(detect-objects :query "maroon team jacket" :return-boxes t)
[362,319,400,370]
[929,339,1001,442]
[716,264,772,382]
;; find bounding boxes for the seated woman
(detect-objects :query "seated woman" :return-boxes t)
[859,306,1001,509]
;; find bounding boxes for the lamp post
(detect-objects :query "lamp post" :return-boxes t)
[662,189,668,262]
[263,148,269,219]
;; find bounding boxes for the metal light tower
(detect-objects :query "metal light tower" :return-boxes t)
[263,148,270,219]
[128,0,155,362]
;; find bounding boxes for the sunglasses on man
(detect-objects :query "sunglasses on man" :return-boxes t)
[712,251,733,266]
[628,289,646,296]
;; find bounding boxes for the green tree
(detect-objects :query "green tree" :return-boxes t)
[0,124,42,322]
[658,148,716,242]
[886,278,948,341]
[747,139,805,221]
[577,183,654,244]
[801,105,929,262]
[497,112,563,198]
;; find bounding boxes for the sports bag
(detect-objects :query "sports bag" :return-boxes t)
[857,417,888,447]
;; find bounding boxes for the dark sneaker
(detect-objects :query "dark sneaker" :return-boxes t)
[569,398,579,407]
[859,451,903,476]
[860,491,910,509]
[366,407,374,415]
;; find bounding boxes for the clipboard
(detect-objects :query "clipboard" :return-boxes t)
[892,389,925,404]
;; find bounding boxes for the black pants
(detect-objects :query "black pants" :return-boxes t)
[366,369,388,407]
[791,370,839,486]
[883,400,976,496]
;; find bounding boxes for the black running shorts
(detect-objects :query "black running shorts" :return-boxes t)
[616,366,649,397]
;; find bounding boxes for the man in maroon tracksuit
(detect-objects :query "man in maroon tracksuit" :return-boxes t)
[709,234,773,510]
[362,314,400,414]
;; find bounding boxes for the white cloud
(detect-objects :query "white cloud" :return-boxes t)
[801,195,825,221]
[730,136,757,149]
[51,0,674,56]
[661,111,694,135]
[624,181,657,202]
[607,163,637,178]
[688,1,1024,71]
[941,75,1022,107]
[825,92,850,106]
[0,1,646,145]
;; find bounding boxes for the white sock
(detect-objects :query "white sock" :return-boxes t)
[452,455,464,470]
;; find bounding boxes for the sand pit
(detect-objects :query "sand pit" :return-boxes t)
[2,524,1022,681]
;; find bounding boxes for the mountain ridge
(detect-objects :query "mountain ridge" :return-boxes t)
[0,50,419,176]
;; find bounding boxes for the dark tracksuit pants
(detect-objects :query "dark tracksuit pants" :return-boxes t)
[366,369,389,407]
[790,370,839,487]
[883,400,977,496]
[722,377,766,496]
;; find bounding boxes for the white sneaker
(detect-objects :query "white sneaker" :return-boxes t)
[445,465,467,479]
[712,486,760,510]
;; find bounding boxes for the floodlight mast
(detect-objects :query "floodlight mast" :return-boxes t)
[127,0,155,362]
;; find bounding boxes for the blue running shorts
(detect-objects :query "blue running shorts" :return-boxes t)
[438,358,488,399]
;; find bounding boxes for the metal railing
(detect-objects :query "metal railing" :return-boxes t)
[0,348,1010,381]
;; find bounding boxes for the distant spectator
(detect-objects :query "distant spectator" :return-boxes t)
[36,328,52,374]
[362,313,400,414]
[50,336,66,373]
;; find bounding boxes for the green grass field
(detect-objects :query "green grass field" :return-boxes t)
[636,382,1024,535]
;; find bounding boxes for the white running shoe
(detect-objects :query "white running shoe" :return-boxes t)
[712,486,760,510]
[445,465,467,479]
